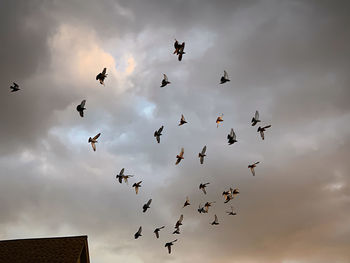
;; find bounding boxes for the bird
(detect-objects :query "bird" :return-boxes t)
[211,214,219,225]
[226,206,237,216]
[160,74,170,87]
[134,226,142,239]
[220,70,230,84]
[178,114,187,126]
[88,133,101,151]
[175,214,183,228]
[198,145,207,164]
[251,110,261,126]
[165,239,177,254]
[154,226,165,239]
[96,68,107,85]
[10,82,20,92]
[132,181,142,194]
[204,201,215,213]
[199,183,210,194]
[122,174,134,185]
[154,126,164,143]
[116,168,125,183]
[76,100,86,117]
[143,199,152,213]
[175,148,184,165]
[227,128,237,145]
[172,226,180,235]
[223,191,233,203]
[216,114,224,128]
[174,39,185,61]
[183,196,190,208]
[257,125,271,140]
[248,161,260,176]
[231,187,240,197]
[198,204,206,214]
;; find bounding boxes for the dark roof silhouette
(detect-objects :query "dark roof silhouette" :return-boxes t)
[0,235,90,263]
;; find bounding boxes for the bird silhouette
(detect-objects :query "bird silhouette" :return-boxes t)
[143,199,152,213]
[175,214,183,228]
[226,206,237,216]
[134,226,142,239]
[178,114,187,126]
[154,126,164,143]
[199,183,210,194]
[204,201,216,213]
[220,70,230,84]
[88,133,101,151]
[96,68,107,85]
[10,82,20,92]
[175,148,184,165]
[227,128,237,145]
[183,196,190,208]
[257,125,271,140]
[211,214,219,225]
[165,239,177,254]
[132,181,142,194]
[76,100,86,117]
[198,145,207,164]
[154,226,165,239]
[251,110,261,126]
[160,74,170,87]
[174,39,185,61]
[216,114,224,128]
[198,204,206,214]
[248,161,260,176]
[172,226,180,235]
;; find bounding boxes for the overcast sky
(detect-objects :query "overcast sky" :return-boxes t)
[1,0,350,262]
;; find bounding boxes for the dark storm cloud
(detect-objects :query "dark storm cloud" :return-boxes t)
[0,0,350,263]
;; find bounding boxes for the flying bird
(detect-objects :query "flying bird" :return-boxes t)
[165,239,177,254]
[231,187,240,197]
[198,145,207,164]
[175,148,184,165]
[226,206,237,216]
[143,199,152,213]
[198,204,206,214]
[211,214,219,225]
[220,70,230,84]
[175,214,183,228]
[227,128,237,145]
[134,226,142,239]
[132,181,142,194]
[216,114,224,128]
[76,100,86,117]
[178,114,187,126]
[257,125,271,140]
[96,68,107,85]
[160,74,170,87]
[199,183,210,194]
[183,196,190,208]
[248,161,260,176]
[88,133,101,151]
[204,201,215,213]
[154,126,164,143]
[222,190,233,203]
[154,226,165,239]
[10,82,20,92]
[251,110,261,126]
[174,39,185,61]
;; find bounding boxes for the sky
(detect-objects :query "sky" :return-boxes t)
[0,0,350,262]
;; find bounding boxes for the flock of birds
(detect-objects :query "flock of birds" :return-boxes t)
[10,38,272,255]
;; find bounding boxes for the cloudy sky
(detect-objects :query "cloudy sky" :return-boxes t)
[1,0,350,262]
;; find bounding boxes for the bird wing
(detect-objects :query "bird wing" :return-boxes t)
[179,147,184,157]
[13,82,19,87]
[163,74,168,82]
[255,161,260,165]
[158,126,164,133]
[214,214,218,223]
[181,42,185,49]
[202,188,207,195]
[224,70,228,79]
[232,129,236,140]
[155,231,159,238]
[174,40,179,49]
[202,145,207,155]
[156,135,160,143]
[137,226,142,235]
[79,110,84,117]
[120,168,125,176]
[147,199,152,206]
[264,125,271,129]
[135,186,139,194]
[80,100,86,108]
[181,114,185,122]
[91,142,96,151]
[179,214,183,223]
[260,130,265,140]
[200,156,204,164]
[186,196,189,202]
[102,68,107,75]
[255,110,259,120]
[93,133,101,140]
[250,167,255,176]
[117,176,122,183]
[167,245,171,254]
